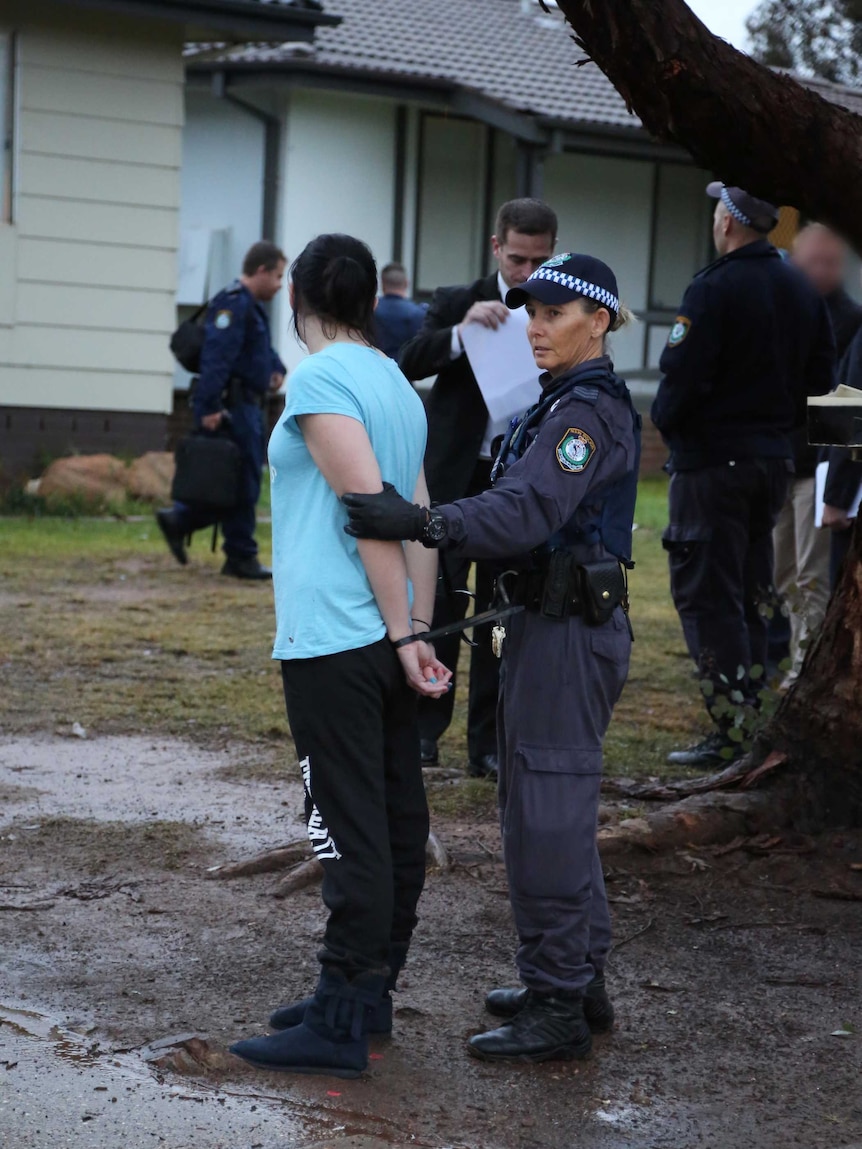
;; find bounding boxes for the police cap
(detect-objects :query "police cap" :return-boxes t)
[706,182,779,234]
[505,253,620,318]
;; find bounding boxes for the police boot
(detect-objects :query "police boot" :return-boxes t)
[667,730,741,767]
[229,967,385,1078]
[155,509,188,566]
[469,989,592,1064]
[221,556,272,580]
[268,942,409,1035]
[485,971,615,1034]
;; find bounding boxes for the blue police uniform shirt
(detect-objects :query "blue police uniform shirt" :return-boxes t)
[269,343,427,660]
[194,281,287,422]
[374,294,427,359]
[438,357,640,564]
[652,239,835,471]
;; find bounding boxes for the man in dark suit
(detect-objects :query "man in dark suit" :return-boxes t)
[399,198,558,777]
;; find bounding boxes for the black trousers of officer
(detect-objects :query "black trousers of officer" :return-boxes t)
[280,639,429,977]
[418,460,500,759]
[664,459,790,717]
[498,607,631,992]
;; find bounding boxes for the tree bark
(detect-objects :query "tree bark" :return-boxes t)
[763,519,862,826]
[550,0,862,829]
[552,0,862,248]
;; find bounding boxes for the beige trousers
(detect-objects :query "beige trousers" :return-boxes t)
[772,475,831,682]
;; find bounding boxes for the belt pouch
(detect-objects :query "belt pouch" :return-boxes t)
[577,559,625,626]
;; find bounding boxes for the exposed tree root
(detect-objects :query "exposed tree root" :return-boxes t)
[598,786,795,857]
[602,750,789,804]
[272,857,324,899]
[208,831,451,898]
[205,839,310,880]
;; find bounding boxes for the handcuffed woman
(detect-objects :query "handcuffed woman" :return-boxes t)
[343,254,640,1064]
[229,234,451,1078]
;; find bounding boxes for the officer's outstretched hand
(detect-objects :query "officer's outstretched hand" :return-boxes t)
[343,482,428,541]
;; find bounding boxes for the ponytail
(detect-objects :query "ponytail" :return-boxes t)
[291,234,378,346]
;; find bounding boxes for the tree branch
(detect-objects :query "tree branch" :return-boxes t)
[554,0,862,247]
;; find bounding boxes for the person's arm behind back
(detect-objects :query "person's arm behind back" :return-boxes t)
[299,413,450,698]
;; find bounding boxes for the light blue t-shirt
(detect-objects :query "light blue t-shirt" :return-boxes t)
[269,343,427,660]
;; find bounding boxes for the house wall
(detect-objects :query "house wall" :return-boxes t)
[178,87,265,305]
[0,1,183,458]
[277,88,399,370]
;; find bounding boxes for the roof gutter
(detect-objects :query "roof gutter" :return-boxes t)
[188,57,691,159]
[189,58,549,144]
[56,0,341,42]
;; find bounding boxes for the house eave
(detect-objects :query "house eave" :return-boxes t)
[53,0,341,43]
[188,57,681,152]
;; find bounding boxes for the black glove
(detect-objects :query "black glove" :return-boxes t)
[343,482,428,541]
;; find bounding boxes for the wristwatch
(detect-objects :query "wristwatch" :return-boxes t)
[422,509,448,546]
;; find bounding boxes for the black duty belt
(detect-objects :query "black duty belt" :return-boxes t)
[510,568,583,618]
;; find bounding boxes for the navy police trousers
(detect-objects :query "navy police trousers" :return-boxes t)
[498,609,631,992]
[663,459,789,718]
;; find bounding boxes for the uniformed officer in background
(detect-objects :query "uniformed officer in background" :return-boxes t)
[157,241,288,579]
[653,185,835,766]
[344,253,640,1064]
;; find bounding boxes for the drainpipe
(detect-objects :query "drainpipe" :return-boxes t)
[212,71,280,240]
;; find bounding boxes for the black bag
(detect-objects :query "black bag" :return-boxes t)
[170,293,257,375]
[171,431,242,513]
[170,302,208,373]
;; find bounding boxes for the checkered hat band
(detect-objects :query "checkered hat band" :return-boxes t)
[720,186,753,228]
[529,268,619,312]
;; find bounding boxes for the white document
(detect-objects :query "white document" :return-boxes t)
[814,459,862,528]
[460,305,541,429]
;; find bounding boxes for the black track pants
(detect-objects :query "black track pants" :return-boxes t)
[281,639,429,976]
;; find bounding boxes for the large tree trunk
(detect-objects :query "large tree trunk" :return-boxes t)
[552,0,862,249]
[550,0,862,829]
[766,519,862,825]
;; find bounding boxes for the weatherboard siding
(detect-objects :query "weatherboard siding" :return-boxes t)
[0,2,183,415]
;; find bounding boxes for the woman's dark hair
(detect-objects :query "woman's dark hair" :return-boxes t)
[291,233,378,345]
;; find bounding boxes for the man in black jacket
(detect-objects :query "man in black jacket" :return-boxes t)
[399,198,558,777]
[653,184,835,767]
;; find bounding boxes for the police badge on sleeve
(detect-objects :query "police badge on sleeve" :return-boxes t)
[556,428,596,473]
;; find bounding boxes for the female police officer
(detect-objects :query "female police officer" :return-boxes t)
[343,253,640,1064]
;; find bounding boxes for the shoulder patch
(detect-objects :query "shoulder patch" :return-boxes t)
[214,310,233,330]
[667,316,691,348]
[556,427,597,473]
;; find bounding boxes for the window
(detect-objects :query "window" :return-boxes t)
[414,114,488,295]
[1,33,14,223]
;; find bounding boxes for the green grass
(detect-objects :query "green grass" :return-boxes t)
[0,476,707,789]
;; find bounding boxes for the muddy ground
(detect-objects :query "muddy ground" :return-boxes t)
[1,733,861,1149]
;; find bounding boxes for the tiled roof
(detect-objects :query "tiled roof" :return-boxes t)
[188,0,642,133]
[188,0,862,133]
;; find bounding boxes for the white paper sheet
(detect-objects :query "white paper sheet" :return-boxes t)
[814,459,862,528]
[460,305,541,428]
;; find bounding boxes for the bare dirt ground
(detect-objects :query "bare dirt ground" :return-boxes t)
[1,513,861,1148]
[2,733,861,1149]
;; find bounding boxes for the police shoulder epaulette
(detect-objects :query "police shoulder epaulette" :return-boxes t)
[570,384,600,405]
